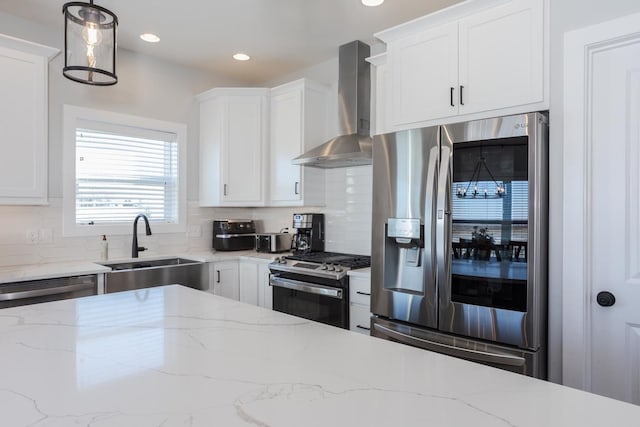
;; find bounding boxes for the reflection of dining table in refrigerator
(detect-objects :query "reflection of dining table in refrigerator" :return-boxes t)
[451,258,528,281]
[451,259,528,312]
[452,240,527,262]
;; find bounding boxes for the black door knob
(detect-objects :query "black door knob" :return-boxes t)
[596,291,616,307]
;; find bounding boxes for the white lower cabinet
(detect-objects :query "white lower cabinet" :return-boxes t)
[209,261,239,300]
[239,261,259,305]
[258,263,272,309]
[349,274,371,335]
[238,259,272,308]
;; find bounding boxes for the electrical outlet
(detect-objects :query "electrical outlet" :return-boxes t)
[26,230,38,244]
[39,228,53,244]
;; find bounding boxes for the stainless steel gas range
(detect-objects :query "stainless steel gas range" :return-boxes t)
[268,252,371,329]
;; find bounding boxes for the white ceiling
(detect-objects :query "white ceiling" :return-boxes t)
[0,0,462,85]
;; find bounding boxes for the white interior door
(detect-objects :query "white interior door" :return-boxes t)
[563,12,640,404]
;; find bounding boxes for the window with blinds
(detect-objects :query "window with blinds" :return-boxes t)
[451,138,529,245]
[451,181,529,243]
[75,127,178,225]
[62,105,186,236]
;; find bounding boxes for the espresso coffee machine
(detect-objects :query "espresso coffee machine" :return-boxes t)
[292,213,324,253]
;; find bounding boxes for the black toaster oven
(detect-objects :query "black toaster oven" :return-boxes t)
[212,220,256,251]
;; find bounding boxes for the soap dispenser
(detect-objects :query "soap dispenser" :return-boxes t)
[100,235,108,261]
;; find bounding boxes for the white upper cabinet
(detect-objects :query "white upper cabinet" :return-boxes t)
[0,35,58,205]
[457,0,545,115]
[389,22,459,127]
[366,53,389,136]
[376,0,548,130]
[198,88,269,207]
[269,79,328,206]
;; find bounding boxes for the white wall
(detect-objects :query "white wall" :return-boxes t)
[547,0,640,384]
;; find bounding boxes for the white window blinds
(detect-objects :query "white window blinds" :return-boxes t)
[75,125,178,225]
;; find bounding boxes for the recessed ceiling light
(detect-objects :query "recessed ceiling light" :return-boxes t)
[140,33,160,43]
[362,0,384,6]
[233,53,251,61]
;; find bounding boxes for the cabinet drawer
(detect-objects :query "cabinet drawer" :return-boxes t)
[350,304,371,335]
[349,276,371,305]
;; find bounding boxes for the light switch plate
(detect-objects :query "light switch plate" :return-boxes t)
[26,230,38,244]
[39,228,53,244]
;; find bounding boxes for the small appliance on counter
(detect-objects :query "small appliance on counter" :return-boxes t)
[256,232,292,253]
[213,219,256,251]
[292,213,324,253]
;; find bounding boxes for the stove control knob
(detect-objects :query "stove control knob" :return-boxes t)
[328,265,335,271]
[321,263,328,270]
[279,258,287,264]
[335,266,343,273]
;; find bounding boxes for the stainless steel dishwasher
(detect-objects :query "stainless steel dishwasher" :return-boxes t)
[0,275,98,309]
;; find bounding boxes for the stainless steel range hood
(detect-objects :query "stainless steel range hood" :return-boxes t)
[292,40,371,169]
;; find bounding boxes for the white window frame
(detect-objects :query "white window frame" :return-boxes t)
[62,105,187,237]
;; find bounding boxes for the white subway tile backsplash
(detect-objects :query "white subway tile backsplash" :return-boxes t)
[323,165,372,255]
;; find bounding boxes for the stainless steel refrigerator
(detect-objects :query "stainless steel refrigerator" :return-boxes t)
[370,112,548,378]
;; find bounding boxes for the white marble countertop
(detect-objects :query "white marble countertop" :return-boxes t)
[0,261,112,284]
[347,266,370,278]
[0,285,638,426]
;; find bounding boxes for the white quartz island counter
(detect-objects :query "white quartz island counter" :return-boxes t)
[0,285,638,426]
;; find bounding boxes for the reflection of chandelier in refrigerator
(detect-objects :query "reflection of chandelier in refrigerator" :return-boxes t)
[456,156,506,199]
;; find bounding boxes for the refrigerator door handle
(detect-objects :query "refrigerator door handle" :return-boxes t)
[436,143,452,306]
[373,323,526,367]
[424,146,439,288]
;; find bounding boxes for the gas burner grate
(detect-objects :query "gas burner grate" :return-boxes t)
[286,251,371,269]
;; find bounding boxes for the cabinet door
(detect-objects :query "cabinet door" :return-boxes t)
[239,261,259,305]
[223,96,265,203]
[0,46,49,204]
[349,275,371,334]
[350,304,371,335]
[458,0,544,115]
[373,61,389,135]
[389,21,459,128]
[258,263,272,309]
[211,261,239,300]
[270,89,302,203]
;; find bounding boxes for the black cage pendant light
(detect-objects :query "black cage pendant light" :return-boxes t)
[62,1,118,86]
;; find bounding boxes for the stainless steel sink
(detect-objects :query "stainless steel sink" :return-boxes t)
[99,257,208,293]
[100,257,199,271]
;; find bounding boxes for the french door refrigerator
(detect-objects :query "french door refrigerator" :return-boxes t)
[370,112,548,378]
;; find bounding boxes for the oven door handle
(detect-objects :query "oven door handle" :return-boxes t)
[269,276,343,299]
[373,323,525,367]
[0,282,96,302]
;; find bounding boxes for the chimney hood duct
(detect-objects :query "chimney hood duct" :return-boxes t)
[292,40,371,169]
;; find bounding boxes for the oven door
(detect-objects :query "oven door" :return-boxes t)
[270,274,348,329]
